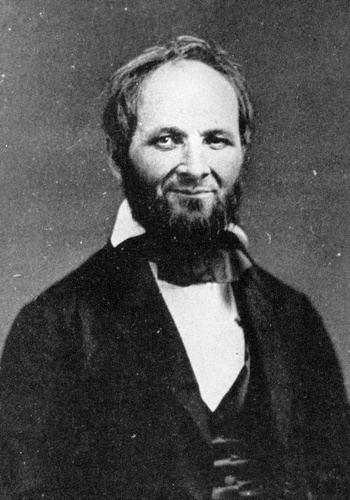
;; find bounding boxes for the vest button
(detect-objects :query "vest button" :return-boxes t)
[224,475,237,486]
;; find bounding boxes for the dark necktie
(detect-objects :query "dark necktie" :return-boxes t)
[121,231,251,286]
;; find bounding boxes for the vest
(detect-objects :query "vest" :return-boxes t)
[172,330,287,499]
[208,347,278,499]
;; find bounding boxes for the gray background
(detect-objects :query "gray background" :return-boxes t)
[1,0,349,395]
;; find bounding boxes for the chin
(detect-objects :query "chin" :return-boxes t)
[165,191,217,222]
[150,192,227,249]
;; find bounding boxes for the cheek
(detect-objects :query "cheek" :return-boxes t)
[130,149,178,183]
[213,150,243,186]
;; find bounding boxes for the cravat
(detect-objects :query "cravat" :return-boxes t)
[121,231,249,286]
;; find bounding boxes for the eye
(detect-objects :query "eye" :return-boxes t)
[157,136,174,148]
[205,134,232,150]
[151,134,181,150]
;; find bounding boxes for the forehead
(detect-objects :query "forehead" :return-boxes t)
[136,60,239,130]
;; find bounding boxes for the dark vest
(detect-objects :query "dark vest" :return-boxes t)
[208,347,278,499]
[172,329,282,499]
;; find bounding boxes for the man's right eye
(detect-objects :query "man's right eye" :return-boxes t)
[151,135,180,150]
[157,136,173,146]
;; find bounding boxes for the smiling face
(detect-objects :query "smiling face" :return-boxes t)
[125,59,244,248]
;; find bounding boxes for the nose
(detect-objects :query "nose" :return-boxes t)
[177,139,211,180]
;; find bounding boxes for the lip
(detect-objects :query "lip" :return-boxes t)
[168,189,215,196]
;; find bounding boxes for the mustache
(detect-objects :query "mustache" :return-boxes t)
[159,163,222,188]
[162,177,220,194]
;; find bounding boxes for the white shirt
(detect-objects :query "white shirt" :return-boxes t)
[111,200,246,411]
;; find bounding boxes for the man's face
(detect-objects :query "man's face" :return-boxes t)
[126,59,244,247]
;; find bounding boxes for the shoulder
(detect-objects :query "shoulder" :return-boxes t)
[2,242,143,385]
[3,243,134,358]
[245,262,313,315]
[243,263,341,362]
[19,242,133,315]
[251,264,346,377]
[252,264,337,349]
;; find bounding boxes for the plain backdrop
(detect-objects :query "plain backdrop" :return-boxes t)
[1,0,349,395]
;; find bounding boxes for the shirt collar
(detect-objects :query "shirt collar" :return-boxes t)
[110,198,249,252]
[110,199,146,248]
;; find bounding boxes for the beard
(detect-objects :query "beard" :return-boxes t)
[121,160,241,256]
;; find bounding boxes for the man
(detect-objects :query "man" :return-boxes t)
[0,36,349,500]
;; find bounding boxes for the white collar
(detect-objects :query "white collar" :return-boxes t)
[110,198,249,249]
[110,199,145,248]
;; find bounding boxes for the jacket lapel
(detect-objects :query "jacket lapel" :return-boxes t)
[233,267,293,451]
[109,242,211,445]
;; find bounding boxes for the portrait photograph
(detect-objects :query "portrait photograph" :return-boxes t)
[0,1,349,498]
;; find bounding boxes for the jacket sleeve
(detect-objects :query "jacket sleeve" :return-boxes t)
[0,297,83,500]
[297,295,350,497]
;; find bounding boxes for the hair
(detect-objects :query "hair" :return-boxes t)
[102,35,254,168]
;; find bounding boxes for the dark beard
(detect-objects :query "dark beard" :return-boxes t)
[142,193,227,251]
[120,160,241,257]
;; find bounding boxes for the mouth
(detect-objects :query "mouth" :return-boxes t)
[167,188,215,198]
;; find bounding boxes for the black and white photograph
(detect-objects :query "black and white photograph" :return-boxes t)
[1,1,349,498]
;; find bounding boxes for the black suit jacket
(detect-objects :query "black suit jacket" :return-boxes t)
[0,241,349,499]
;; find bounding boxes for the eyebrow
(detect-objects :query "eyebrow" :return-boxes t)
[148,126,235,140]
[204,128,235,140]
[148,126,184,137]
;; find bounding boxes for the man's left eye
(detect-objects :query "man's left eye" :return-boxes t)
[206,136,231,149]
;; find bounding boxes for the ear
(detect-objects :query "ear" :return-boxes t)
[106,137,123,183]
